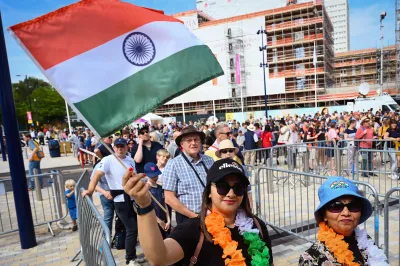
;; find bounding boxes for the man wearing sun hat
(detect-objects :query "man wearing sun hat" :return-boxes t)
[163,125,214,224]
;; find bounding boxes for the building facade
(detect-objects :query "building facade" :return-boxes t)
[324,0,350,53]
[153,0,396,119]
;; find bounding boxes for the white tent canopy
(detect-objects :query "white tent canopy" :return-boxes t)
[142,113,163,123]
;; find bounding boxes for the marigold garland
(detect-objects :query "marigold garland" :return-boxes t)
[317,222,360,266]
[205,210,270,266]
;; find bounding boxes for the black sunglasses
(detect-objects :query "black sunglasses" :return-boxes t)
[326,201,362,213]
[139,131,149,135]
[221,132,232,136]
[213,182,246,196]
[220,149,235,154]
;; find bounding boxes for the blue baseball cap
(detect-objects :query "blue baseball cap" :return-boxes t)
[144,162,162,178]
[314,177,372,224]
[114,138,127,146]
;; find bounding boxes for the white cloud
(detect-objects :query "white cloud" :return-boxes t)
[349,3,395,50]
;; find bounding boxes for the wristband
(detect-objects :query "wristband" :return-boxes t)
[132,201,154,215]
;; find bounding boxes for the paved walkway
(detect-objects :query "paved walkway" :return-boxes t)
[0,145,88,174]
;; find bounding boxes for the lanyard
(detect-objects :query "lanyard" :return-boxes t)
[181,153,208,188]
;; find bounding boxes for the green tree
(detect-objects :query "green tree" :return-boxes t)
[0,77,69,129]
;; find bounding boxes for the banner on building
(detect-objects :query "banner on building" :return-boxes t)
[235,54,241,85]
[27,111,32,124]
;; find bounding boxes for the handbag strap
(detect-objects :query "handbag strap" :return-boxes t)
[181,153,207,188]
[189,232,204,266]
[252,217,264,239]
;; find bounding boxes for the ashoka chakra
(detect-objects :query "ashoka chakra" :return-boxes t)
[123,32,156,66]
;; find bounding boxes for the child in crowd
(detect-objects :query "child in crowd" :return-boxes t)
[144,162,171,239]
[65,179,78,231]
[155,149,170,186]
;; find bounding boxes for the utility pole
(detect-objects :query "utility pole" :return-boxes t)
[380,12,386,93]
[257,27,268,118]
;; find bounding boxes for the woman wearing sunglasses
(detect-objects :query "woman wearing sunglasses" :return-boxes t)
[216,139,253,209]
[299,177,387,265]
[122,158,274,266]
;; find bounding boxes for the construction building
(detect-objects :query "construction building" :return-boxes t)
[153,0,397,120]
[324,45,397,103]
[265,0,334,107]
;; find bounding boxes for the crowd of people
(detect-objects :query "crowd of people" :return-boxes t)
[20,107,399,265]
[65,107,396,265]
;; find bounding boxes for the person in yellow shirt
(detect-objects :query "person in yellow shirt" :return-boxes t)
[205,122,243,164]
[378,118,390,165]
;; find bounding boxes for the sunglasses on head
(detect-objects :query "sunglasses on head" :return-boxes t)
[213,182,246,196]
[139,131,149,135]
[220,149,235,154]
[326,200,362,213]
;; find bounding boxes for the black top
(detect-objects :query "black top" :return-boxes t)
[316,127,327,141]
[168,217,274,266]
[131,141,163,173]
[299,127,316,143]
[387,128,400,149]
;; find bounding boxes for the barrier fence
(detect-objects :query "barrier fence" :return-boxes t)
[255,167,381,245]
[73,170,115,266]
[384,187,400,264]
[0,171,67,236]
[244,139,400,197]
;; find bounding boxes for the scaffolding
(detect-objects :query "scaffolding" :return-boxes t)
[225,23,247,113]
[265,0,334,103]
[334,45,396,90]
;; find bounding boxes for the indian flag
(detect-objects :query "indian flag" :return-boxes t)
[9,0,223,137]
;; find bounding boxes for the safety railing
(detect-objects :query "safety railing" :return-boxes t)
[0,171,67,236]
[384,187,400,264]
[73,170,116,266]
[256,167,381,245]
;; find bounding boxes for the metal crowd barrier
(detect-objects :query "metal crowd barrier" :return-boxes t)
[73,170,116,266]
[256,167,381,245]
[0,171,67,236]
[384,187,400,264]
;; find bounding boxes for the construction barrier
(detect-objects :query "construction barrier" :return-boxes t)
[256,167,381,245]
[73,170,116,266]
[0,171,67,236]
[384,187,400,264]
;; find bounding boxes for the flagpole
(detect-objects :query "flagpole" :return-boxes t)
[182,102,186,123]
[213,100,216,117]
[0,12,37,249]
[314,41,317,109]
[65,100,73,134]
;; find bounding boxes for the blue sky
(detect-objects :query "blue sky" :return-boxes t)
[0,0,396,83]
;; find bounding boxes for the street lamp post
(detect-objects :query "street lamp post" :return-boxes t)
[257,27,268,118]
[380,12,386,92]
[34,98,38,127]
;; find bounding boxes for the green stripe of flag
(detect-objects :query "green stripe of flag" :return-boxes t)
[75,45,224,137]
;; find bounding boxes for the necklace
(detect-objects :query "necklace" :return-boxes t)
[318,222,389,266]
[205,209,270,266]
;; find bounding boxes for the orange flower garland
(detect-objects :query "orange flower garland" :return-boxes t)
[317,222,360,266]
[205,211,246,266]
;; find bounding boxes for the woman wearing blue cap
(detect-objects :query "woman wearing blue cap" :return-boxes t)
[299,177,388,266]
